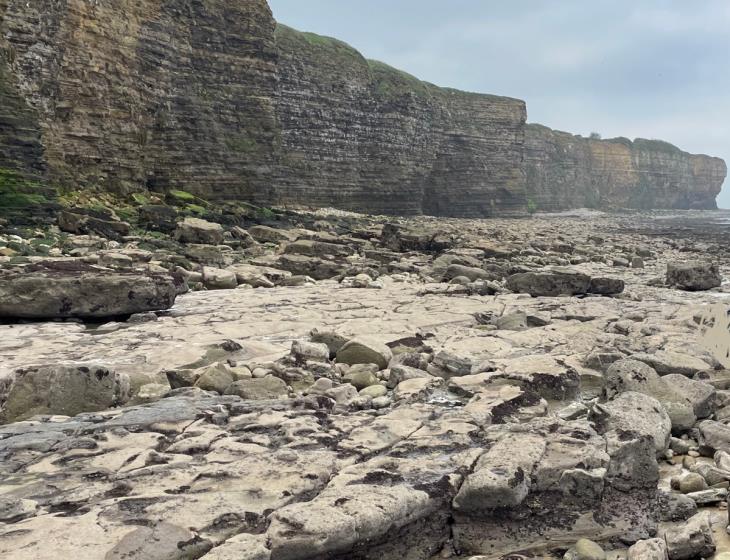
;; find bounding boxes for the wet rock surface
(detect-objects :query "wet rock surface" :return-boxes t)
[1,209,730,559]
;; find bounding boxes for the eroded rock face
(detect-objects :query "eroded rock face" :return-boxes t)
[524,124,727,211]
[0,2,723,215]
[0,261,180,319]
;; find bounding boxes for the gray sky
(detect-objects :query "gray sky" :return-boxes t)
[268,0,729,208]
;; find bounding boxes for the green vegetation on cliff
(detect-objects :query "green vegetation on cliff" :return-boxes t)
[367,59,430,99]
[0,168,51,208]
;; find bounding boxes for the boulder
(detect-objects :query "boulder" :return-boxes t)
[225,376,289,400]
[202,267,238,290]
[277,254,343,280]
[138,204,178,233]
[336,339,393,370]
[663,513,715,560]
[58,208,130,240]
[588,277,625,296]
[194,364,234,394]
[0,261,180,319]
[248,225,297,244]
[0,364,130,423]
[174,217,224,245]
[564,539,606,560]
[628,539,668,560]
[666,261,721,291]
[381,222,453,253]
[604,359,696,430]
[506,268,591,297]
[601,391,672,455]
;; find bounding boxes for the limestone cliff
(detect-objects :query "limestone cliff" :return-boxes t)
[525,124,727,211]
[274,25,526,216]
[0,0,725,216]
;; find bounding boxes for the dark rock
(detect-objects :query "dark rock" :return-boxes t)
[666,261,722,291]
[506,268,591,297]
[0,261,180,319]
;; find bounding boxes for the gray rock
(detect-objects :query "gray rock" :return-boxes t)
[291,341,330,363]
[506,268,591,297]
[0,364,130,423]
[564,539,606,560]
[662,374,716,419]
[666,261,721,291]
[336,339,392,370]
[195,363,234,394]
[663,513,715,560]
[601,391,671,455]
[588,277,625,295]
[202,266,238,290]
[225,376,289,400]
[0,261,180,319]
[174,217,224,245]
[628,539,668,560]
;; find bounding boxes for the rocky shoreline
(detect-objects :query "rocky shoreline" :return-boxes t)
[1,207,730,559]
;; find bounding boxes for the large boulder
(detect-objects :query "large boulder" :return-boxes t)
[666,261,721,291]
[58,208,130,241]
[0,364,130,423]
[0,261,181,319]
[381,223,453,253]
[601,391,672,455]
[336,339,393,370]
[138,204,178,233]
[506,268,591,297]
[174,217,224,245]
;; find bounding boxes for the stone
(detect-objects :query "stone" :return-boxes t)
[58,209,130,240]
[588,276,625,295]
[631,350,711,377]
[564,539,606,560]
[387,365,433,389]
[248,225,297,244]
[0,261,180,319]
[505,268,591,297]
[194,363,235,394]
[345,370,380,391]
[336,339,393,370]
[454,433,545,511]
[202,267,238,290]
[0,497,37,522]
[0,364,130,423]
[224,376,289,400]
[601,391,672,455]
[174,217,224,245]
[663,513,715,560]
[138,204,179,232]
[131,383,171,404]
[291,341,330,363]
[627,539,668,560]
[662,374,716,419]
[359,384,387,399]
[667,261,722,291]
[678,472,707,494]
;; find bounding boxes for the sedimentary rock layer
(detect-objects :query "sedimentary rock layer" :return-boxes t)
[524,124,727,211]
[0,0,725,215]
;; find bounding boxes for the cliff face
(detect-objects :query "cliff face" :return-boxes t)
[525,124,727,211]
[0,0,279,197]
[0,0,725,215]
[273,25,527,216]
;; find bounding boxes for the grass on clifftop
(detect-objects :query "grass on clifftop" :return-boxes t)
[275,24,365,65]
[367,59,430,99]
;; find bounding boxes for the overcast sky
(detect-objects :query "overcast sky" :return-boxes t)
[268,0,729,208]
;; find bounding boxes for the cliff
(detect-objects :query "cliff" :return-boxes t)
[524,124,727,211]
[0,0,725,216]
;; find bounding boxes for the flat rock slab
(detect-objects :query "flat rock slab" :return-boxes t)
[0,261,181,319]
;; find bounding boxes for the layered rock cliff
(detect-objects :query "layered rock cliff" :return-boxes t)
[0,0,725,216]
[525,124,727,211]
